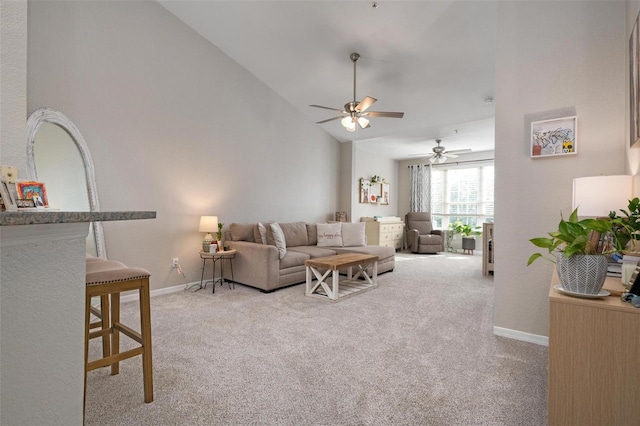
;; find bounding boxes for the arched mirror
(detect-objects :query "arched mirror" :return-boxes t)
[26,108,107,258]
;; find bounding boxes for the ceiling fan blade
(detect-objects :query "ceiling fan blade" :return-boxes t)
[362,111,405,118]
[309,104,345,112]
[446,148,472,155]
[443,152,459,159]
[316,116,344,124]
[355,96,377,112]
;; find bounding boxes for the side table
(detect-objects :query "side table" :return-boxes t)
[199,249,237,293]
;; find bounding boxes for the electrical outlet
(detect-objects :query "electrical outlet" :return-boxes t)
[172,258,179,268]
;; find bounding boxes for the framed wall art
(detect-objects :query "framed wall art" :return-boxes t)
[360,178,370,203]
[17,181,48,207]
[531,116,577,158]
[380,183,390,205]
[631,11,640,147]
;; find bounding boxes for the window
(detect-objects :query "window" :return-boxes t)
[430,162,494,230]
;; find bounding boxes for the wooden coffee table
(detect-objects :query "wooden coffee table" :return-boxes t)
[305,253,378,301]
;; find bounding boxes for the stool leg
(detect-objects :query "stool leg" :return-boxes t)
[139,278,154,402]
[100,294,111,360]
[110,291,120,376]
[84,291,92,418]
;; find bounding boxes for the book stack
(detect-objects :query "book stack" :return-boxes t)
[607,253,640,278]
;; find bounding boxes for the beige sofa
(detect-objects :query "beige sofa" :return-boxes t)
[223,221,395,292]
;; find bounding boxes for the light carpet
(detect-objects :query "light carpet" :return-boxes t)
[85,252,547,425]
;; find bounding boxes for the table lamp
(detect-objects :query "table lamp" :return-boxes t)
[199,215,218,252]
[572,175,632,217]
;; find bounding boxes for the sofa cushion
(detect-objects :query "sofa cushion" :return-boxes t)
[257,222,268,244]
[341,222,366,247]
[269,223,287,259]
[288,246,337,259]
[306,223,318,246]
[279,222,309,247]
[279,250,309,269]
[230,223,255,242]
[317,223,343,247]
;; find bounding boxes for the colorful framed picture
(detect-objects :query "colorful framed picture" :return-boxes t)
[0,179,18,211]
[531,116,577,158]
[17,181,48,207]
[360,178,370,204]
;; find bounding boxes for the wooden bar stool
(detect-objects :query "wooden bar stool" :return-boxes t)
[84,259,153,408]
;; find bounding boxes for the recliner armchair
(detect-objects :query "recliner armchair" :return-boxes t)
[405,212,444,254]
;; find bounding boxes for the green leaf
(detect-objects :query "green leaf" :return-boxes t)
[527,253,543,266]
[529,237,554,248]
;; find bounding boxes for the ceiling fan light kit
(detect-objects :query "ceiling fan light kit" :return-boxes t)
[310,52,404,132]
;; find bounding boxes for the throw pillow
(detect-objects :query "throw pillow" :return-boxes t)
[269,223,287,259]
[257,222,268,244]
[316,223,343,247]
[342,222,366,247]
[230,223,255,242]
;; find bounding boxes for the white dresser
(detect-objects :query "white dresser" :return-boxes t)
[361,217,404,250]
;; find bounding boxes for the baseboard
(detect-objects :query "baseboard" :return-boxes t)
[120,281,199,303]
[493,326,548,347]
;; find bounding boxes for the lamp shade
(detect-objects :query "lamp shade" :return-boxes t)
[572,175,632,217]
[199,215,218,232]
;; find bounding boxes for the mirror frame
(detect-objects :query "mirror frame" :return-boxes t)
[26,108,107,258]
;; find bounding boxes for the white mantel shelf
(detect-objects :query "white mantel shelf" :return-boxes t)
[0,210,156,226]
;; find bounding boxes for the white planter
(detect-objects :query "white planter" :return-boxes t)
[555,252,607,295]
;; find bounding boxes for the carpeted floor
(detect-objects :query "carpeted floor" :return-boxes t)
[85,251,547,425]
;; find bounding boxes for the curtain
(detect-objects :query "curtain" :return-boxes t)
[409,164,430,212]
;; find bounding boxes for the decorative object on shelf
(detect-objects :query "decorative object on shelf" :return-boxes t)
[199,215,218,253]
[360,178,370,203]
[631,10,640,147]
[531,115,577,158]
[380,183,390,205]
[0,178,18,211]
[0,165,17,183]
[359,176,391,205]
[335,212,348,222]
[16,181,48,207]
[216,221,224,251]
[527,208,627,295]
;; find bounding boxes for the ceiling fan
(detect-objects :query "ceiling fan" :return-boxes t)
[411,139,471,164]
[310,52,404,132]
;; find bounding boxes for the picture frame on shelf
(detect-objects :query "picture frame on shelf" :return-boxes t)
[531,116,577,158]
[0,178,18,211]
[16,181,48,207]
[380,183,390,205]
[360,178,370,203]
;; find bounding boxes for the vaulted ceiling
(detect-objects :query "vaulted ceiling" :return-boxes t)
[159,0,496,160]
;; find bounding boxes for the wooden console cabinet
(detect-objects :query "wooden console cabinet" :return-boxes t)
[482,223,494,275]
[361,217,404,250]
[548,274,640,425]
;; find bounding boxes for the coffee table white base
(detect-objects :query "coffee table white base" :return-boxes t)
[305,254,378,302]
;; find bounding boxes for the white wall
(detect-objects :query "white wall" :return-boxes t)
[494,1,626,338]
[352,139,400,221]
[27,1,340,289]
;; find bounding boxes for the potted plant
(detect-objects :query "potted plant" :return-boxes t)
[216,222,224,251]
[447,221,481,253]
[609,197,640,253]
[527,208,624,295]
